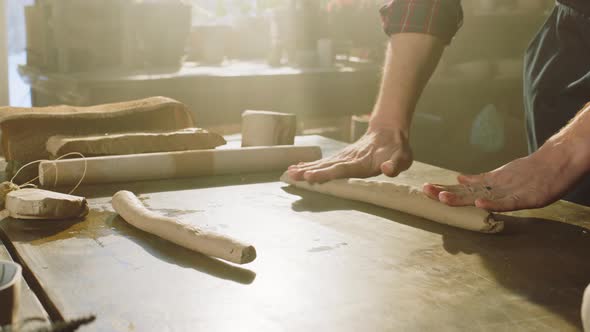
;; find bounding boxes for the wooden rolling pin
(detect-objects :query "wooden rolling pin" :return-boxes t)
[39,145,322,187]
[112,191,256,264]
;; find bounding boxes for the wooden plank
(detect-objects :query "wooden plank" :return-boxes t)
[46,128,226,158]
[0,239,49,323]
[1,135,590,331]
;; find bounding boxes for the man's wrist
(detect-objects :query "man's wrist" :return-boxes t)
[550,103,590,172]
[563,137,590,172]
[366,122,410,142]
[538,134,590,175]
[368,120,410,136]
[368,109,412,134]
[532,103,590,174]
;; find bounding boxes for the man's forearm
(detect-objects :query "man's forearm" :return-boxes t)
[370,33,445,133]
[538,102,590,172]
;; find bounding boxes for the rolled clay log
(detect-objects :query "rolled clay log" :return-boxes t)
[112,190,256,264]
[39,145,322,187]
[281,174,503,233]
[241,110,296,147]
[46,128,227,158]
[0,182,19,210]
[5,188,89,220]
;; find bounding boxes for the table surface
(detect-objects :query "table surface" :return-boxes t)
[2,136,590,332]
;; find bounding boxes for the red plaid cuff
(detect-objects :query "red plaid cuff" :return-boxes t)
[380,0,463,44]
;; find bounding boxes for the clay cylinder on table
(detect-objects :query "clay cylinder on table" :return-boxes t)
[241,110,296,147]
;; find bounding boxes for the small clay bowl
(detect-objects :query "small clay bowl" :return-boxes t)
[0,260,22,326]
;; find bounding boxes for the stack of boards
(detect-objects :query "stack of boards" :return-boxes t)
[0,97,174,176]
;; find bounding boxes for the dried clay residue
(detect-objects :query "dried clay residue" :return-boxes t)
[308,242,348,253]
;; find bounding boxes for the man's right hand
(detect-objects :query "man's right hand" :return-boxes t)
[285,33,445,184]
[286,128,413,183]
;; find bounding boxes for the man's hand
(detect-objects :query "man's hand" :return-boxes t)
[424,102,590,212]
[286,33,444,184]
[286,128,413,183]
[423,145,586,212]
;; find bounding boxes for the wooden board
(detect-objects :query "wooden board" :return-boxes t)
[0,240,49,323]
[2,136,590,331]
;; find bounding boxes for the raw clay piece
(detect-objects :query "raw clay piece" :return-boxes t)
[0,182,19,210]
[5,188,88,220]
[112,190,256,264]
[241,110,296,147]
[46,128,227,158]
[281,174,503,233]
[39,145,322,187]
[0,96,195,179]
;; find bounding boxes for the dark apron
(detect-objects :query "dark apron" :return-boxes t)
[524,1,590,205]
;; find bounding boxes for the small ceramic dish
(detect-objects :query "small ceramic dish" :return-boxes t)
[0,260,22,326]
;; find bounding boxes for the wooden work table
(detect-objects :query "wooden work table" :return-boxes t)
[1,136,590,331]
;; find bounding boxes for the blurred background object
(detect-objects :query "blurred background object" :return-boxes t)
[0,0,8,107]
[24,0,192,72]
[4,0,556,174]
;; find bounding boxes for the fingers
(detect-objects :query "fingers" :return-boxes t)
[475,197,517,212]
[381,152,412,177]
[286,158,347,181]
[423,183,474,205]
[431,188,522,212]
[288,147,356,170]
[423,183,493,207]
[381,160,405,177]
[438,189,478,206]
[286,148,359,180]
[287,132,413,183]
[303,162,365,183]
[286,143,379,182]
[423,183,445,200]
[475,192,543,212]
[380,161,394,176]
[457,173,486,185]
[288,158,336,172]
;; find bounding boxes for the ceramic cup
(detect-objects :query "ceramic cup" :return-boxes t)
[0,260,22,326]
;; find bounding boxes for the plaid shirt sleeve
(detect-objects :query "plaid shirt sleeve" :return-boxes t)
[379,0,463,44]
